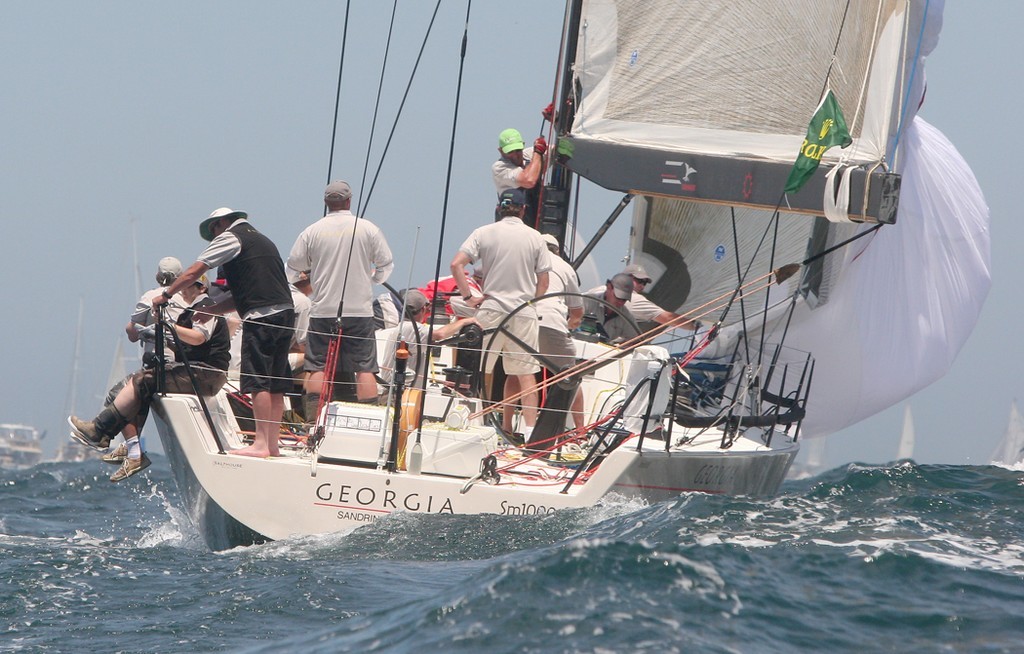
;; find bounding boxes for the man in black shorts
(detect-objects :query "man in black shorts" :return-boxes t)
[286,181,394,417]
[156,207,295,457]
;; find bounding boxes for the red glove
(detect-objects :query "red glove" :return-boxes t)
[533,136,548,155]
[541,102,555,122]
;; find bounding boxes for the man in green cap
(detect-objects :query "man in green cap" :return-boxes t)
[492,128,547,224]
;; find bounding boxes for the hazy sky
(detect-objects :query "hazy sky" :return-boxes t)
[1,2,1018,467]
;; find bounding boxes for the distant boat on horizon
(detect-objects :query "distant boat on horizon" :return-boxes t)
[0,423,44,470]
[990,401,1024,467]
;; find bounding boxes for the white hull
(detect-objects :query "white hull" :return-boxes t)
[153,390,797,550]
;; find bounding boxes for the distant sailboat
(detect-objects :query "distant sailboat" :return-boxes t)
[787,437,828,480]
[54,300,96,463]
[897,404,915,460]
[990,401,1024,467]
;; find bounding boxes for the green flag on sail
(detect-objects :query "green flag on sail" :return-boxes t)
[784,89,852,193]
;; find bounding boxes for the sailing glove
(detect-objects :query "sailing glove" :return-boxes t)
[541,102,555,122]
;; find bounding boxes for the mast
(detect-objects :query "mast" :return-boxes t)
[541,0,584,250]
[62,299,84,419]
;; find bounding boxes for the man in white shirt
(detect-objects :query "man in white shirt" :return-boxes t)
[451,188,550,440]
[287,180,394,417]
[537,234,585,433]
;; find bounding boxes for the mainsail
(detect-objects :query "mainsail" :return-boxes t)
[557,0,990,438]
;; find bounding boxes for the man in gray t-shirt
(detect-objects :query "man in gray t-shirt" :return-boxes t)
[451,188,550,439]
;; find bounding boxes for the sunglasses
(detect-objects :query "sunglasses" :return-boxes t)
[633,276,651,285]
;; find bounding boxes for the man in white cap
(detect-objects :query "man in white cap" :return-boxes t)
[128,256,187,363]
[287,180,394,418]
[68,255,189,475]
[70,274,231,480]
[155,207,295,458]
[451,188,550,440]
[620,263,698,332]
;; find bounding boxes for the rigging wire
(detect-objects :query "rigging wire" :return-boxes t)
[891,0,932,170]
[324,0,352,212]
[729,209,752,365]
[359,0,444,217]
[415,0,473,445]
[357,0,400,217]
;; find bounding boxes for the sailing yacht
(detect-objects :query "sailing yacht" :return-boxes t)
[139,0,990,549]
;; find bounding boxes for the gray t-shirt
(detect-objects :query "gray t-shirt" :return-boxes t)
[287,210,394,319]
[582,290,639,343]
[458,216,550,315]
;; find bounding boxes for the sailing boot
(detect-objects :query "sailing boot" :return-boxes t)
[102,443,129,465]
[68,406,128,451]
[110,453,152,482]
[302,392,322,426]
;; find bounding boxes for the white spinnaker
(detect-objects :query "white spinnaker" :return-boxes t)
[786,117,990,437]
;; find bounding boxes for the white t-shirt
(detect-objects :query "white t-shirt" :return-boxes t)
[379,321,427,387]
[537,253,582,333]
[290,288,311,347]
[458,216,550,315]
[491,147,535,195]
[132,287,186,361]
[286,210,394,319]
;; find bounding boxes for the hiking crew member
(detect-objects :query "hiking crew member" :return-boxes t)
[69,275,230,480]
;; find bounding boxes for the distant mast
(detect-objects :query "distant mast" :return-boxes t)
[897,404,915,460]
[990,401,1024,466]
[62,299,84,419]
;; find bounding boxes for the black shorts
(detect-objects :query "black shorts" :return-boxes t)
[305,316,379,374]
[240,309,296,394]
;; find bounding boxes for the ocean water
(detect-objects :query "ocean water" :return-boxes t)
[3,458,1023,653]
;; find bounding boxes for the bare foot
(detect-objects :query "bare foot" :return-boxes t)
[231,446,275,458]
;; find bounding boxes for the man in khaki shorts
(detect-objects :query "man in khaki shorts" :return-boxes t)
[451,188,549,441]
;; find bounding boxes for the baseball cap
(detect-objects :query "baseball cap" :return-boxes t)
[623,264,650,281]
[401,288,429,315]
[499,187,527,207]
[325,180,352,201]
[157,257,182,278]
[498,128,525,154]
[200,207,247,242]
[541,234,559,251]
[609,273,634,300]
